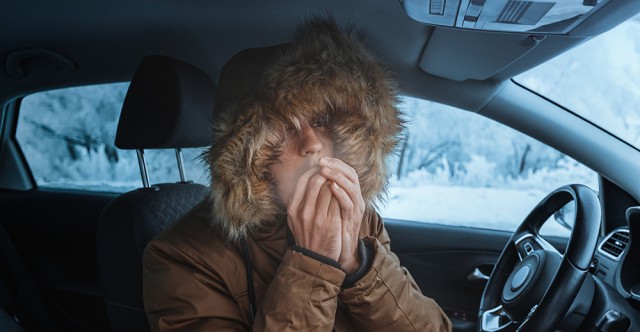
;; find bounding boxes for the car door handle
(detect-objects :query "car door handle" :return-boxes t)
[467,267,490,283]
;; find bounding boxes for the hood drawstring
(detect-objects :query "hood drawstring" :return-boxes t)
[240,227,295,323]
[239,237,256,322]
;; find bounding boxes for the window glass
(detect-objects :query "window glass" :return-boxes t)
[379,97,598,235]
[514,14,640,149]
[16,83,208,192]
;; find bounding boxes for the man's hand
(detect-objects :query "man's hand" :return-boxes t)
[319,157,365,274]
[287,166,342,262]
[286,157,365,274]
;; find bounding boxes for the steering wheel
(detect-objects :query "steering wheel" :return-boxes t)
[479,184,601,332]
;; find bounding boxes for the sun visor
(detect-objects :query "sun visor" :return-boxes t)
[419,28,544,81]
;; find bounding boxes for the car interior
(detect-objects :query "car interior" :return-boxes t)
[96,54,212,332]
[1,1,640,332]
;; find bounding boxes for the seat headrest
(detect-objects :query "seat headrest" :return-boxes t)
[213,44,288,126]
[115,55,215,149]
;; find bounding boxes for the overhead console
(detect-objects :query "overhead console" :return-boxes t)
[401,0,608,34]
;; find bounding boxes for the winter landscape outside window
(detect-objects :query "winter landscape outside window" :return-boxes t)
[16,83,594,235]
[16,83,208,193]
[379,97,595,236]
[515,14,640,150]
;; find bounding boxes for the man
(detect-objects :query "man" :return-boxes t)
[143,16,451,331]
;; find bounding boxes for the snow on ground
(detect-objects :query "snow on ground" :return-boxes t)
[380,184,570,236]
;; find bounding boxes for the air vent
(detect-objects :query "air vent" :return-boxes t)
[599,228,630,260]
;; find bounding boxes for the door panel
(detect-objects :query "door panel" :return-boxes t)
[385,218,568,331]
[0,188,115,332]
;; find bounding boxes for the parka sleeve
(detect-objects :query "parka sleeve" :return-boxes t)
[339,215,453,332]
[252,250,346,331]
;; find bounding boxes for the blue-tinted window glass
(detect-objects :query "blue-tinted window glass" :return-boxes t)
[381,97,597,236]
[16,83,208,192]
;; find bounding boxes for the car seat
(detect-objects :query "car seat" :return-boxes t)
[96,55,214,332]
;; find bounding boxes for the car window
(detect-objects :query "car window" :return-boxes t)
[16,83,208,192]
[380,97,598,236]
[514,14,640,150]
[16,83,594,235]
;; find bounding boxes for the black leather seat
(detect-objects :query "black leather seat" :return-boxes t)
[96,55,214,332]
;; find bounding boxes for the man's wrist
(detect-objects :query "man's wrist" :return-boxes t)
[342,240,374,288]
[291,245,342,269]
[340,255,361,275]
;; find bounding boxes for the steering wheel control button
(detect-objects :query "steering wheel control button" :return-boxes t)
[511,265,530,291]
[524,242,534,255]
[596,310,630,332]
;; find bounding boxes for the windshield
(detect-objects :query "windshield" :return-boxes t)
[514,14,640,150]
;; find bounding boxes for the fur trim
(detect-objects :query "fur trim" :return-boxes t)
[206,16,404,242]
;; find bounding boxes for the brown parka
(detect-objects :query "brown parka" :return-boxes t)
[143,16,452,331]
[143,201,451,331]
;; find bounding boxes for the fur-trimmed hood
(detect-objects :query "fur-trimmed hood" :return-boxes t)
[205,17,403,242]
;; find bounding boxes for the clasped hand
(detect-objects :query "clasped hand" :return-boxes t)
[287,157,365,274]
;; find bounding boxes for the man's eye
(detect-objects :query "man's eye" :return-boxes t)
[312,118,329,127]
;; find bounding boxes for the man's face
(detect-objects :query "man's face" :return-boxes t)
[269,118,334,206]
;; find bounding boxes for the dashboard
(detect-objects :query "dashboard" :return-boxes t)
[594,207,640,302]
[588,206,640,329]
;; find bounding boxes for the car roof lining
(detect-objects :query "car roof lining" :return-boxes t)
[2,0,638,109]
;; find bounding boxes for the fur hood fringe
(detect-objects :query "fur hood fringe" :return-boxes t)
[206,16,404,242]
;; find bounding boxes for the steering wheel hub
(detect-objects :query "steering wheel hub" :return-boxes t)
[510,265,530,291]
[503,255,538,302]
[502,250,561,321]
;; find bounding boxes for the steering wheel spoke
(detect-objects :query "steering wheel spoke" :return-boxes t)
[481,305,517,332]
[514,233,561,261]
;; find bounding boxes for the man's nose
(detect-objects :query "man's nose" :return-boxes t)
[298,125,323,156]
